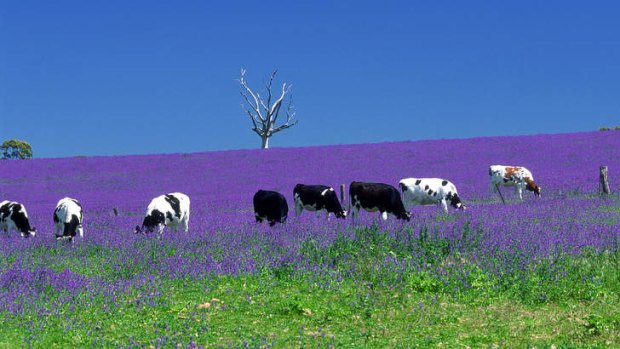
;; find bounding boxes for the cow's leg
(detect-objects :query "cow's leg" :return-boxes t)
[495,184,506,204]
[488,181,494,194]
[54,222,62,239]
[381,211,388,220]
[179,215,189,233]
[517,186,523,201]
[326,211,331,220]
[7,221,18,236]
[294,202,303,217]
[440,199,449,213]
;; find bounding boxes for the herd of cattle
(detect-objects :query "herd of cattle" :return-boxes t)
[0,165,541,239]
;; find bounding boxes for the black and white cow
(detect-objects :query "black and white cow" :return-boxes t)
[489,165,541,201]
[134,192,190,235]
[349,182,411,221]
[0,200,36,238]
[53,197,83,242]
[399,178,465,213]
[293,184,347,219]
[253,190,288,226]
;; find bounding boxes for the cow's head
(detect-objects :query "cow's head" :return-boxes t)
[335,210,348,219]
[322,188,347,219]
[449,193,466,210]
[137,210,165,234]
[20,227,36,238]
[526,180,541,197]
[397,211,412,221]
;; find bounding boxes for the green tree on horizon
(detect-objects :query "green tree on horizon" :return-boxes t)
[1,139,33,159]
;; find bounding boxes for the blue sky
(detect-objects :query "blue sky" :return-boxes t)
[1,1,619,158]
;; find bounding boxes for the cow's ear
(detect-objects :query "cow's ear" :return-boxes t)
[134,225,141,234]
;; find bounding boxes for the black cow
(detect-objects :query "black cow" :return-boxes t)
[253,190,288,226]
[349,182,411,221]
[0,200,37,238]
[293,184,347,219]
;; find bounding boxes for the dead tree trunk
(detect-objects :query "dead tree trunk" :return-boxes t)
[600,166,610,195]
[340,184,346,203]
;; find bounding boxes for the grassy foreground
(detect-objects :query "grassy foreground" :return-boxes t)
[1,227,618,348]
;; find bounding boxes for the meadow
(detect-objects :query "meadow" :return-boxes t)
[0,131,619,348]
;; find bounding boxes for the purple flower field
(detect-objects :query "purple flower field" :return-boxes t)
[1,131,619,318]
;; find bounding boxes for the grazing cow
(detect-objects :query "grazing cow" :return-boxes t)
[399,178,465,213]
[134,192,190,235]
[0,200,36,238]
[349,182,411,221]
[489,165,541,201]
[54,197,83,242]
[253,190,288,226]
[293,184,347,219]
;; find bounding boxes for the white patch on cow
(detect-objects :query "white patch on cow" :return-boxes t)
[320,189,330,196]
[381,211,388,220]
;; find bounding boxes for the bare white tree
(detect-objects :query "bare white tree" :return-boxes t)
[239,69,298,149]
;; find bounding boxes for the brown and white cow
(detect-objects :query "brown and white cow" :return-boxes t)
[489,165,541,201]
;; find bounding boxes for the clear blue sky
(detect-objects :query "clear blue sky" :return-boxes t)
[1,1,619,158]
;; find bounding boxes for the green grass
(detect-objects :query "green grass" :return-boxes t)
[1,228,619,348]
[1,273,618,348]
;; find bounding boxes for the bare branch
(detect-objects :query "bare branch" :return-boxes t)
[264,70,277,110]
[239,90,265,123]
[285,95,296,122]
[238,69,265,121]
[240,103,261,132]
[271,120,299,134]
[257,93,269,114]
[270,83,292,125]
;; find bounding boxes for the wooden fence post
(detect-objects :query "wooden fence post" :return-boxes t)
[600,166,610,195]
[340,184,346,203]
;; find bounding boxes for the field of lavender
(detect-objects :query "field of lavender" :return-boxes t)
[1,131,619,347]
